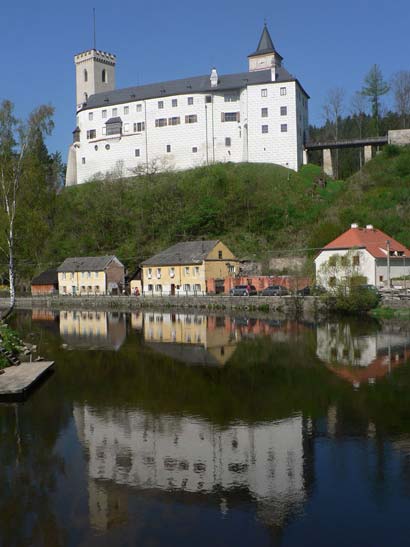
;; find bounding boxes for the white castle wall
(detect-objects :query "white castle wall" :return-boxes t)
[70,79,308,185]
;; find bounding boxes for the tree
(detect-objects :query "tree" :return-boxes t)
[0,100,54,318]
[350,91,368,139]
[391,70,410,129]
[361,65,390,135]
[323,87,345,177]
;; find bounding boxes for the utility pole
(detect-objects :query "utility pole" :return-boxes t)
[387,239,391,289]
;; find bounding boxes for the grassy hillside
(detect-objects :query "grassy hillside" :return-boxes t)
[34,145,410,276]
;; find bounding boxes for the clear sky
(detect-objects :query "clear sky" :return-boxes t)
[2,0,409,158]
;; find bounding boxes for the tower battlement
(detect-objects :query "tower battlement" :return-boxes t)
[75,49,116,66]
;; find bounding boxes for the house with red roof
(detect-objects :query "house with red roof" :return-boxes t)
[315,224,410,288]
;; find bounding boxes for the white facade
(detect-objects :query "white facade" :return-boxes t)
[67,28,309,186]
[315,248,410,288]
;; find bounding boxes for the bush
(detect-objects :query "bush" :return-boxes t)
[0,323,22,369]
[395,153,410,177]
[332,287,380,315]
[383,144,401,158]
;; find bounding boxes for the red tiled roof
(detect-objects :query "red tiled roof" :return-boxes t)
[323,227,410,258]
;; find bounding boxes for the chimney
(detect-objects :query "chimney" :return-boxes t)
[210,68,218,88]
[351,223,359,229]
[366,224,374,230]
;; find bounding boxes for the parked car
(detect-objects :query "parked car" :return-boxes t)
[297,285,326,296]
[261,285,289,296]
[230,285,258,296]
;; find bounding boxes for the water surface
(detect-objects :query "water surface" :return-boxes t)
[2,310,410,546]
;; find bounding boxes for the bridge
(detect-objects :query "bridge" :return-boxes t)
[303,129,410,177]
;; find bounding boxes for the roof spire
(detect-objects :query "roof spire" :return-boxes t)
[256,23,276,54]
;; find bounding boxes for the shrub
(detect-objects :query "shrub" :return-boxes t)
[395,153,410,177]
[383,144,400,158]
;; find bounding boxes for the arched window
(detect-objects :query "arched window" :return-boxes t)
[84,69,88,82]
[102,69,107,83]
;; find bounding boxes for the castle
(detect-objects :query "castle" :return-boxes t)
[66,25,309,186]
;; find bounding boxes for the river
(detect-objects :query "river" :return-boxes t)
[1,309,410,546]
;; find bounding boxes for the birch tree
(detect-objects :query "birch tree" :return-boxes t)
[0,101,54,318]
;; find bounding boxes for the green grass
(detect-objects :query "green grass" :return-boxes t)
[370,307,410,320]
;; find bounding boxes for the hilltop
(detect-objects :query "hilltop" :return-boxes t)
[11,144,410,282]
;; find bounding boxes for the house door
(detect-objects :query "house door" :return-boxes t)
[171,284,175,296]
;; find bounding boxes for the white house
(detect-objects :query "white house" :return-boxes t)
[315,224,410,288]
[66,25,309,186]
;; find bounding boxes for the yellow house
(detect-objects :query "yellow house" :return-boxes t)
[141,240,239,295]
[57,256,125,295]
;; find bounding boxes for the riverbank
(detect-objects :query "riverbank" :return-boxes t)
[0,295,327,319]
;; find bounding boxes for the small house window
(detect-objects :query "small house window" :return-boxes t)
[185,267,190,275]
[353,255,360,266]
[218,251,222,259]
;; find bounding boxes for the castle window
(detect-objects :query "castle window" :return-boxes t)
[134,121,145,132]
[94,145,98,151]
[224,92,239,102]
[225,137,231,147]
[86,129,96,139]
[136,104,142,112]
[168,117,180,126]
[112,108,118,117]
[123,123,130,132]
[124,106,129,115]
[82,157,86,164]
[281,124,288,132]
[261,107,268,118]
[188,97,194,105]
[105,144,110,150]
[166,144,171,153]
[155,118,167,127]
[205,95,212,103]
[280,106,287,116]
[280,87,287,96]
[106,119,122,135]
[102,69,106,83]
[88,112,93,121]
[185,114,198,124]
[222,112,240,122]
[172,98,178,107]
[262,125,269,134]
[84,69,88,82]
[102,109,107,119]
[192,146,197,153]
[158,101,164,109]
[135,149,140,157]
[84,92,88,101]
[261,88,268,97]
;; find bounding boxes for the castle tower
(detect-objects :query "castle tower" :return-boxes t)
[248,24,283,73]
[74,49,116,110]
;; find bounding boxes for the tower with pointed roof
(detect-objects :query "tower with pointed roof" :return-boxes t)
[248,24,283,74]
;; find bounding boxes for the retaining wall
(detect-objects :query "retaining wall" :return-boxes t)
[0,295,327,318]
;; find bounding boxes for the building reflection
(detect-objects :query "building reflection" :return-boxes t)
[316,322,410,386]
[59,310,127,351]
[74,405,313,533]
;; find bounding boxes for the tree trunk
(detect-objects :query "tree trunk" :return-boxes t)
[2,228,15,321]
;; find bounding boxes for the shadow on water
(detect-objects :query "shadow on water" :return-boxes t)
[2,309,410,546]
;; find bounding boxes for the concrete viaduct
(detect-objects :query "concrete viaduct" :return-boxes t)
[304,129,410,177]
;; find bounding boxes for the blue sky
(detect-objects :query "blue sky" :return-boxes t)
[2,0,409,158]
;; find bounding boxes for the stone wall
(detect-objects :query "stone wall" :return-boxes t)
[388,129,410,146]
[268,256,306,272]
[0,295,327,319]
